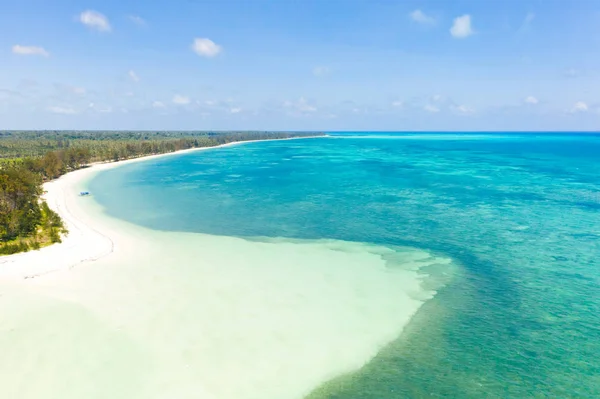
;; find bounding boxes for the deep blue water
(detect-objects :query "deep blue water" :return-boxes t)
[90,133,600,398]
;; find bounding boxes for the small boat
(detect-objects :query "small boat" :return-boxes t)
[79,191,91,196]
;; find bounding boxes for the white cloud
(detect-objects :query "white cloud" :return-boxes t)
[312,66,330,77]
[196,99,241,111]
[525,96,538,104]
[424,104,440,113]
[79,10,111,32]
[48,106,76,115]
[450,15,473,38]
[571,101,588,113]
[283,97,318,115]
[128,70,140,82]
[410,10,435,25]
[71,86,86,95]
[172,94,191,105]
[391,100,403,107]
[297,97,317,112]
[191,38,222,58]
[153,101,166,108]
[453,105,475,115]
[432,94,443,102]
[128,15,146,26]
[12,45,49,57]
[88,103,112,113]
[53,83,86,96]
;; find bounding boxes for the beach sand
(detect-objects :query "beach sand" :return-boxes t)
[0,140,269,280]
[0,140,449,399]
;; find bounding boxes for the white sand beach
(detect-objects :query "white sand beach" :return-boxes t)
[0,140,274,280]
[0,139,449,399]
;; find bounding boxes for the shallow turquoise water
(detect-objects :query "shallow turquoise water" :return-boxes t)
[90,133,600,398]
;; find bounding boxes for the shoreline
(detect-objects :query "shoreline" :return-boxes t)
[0,136,322,281]
[0,133,449,399]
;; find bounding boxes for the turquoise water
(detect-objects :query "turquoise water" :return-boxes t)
[90,133,600,398]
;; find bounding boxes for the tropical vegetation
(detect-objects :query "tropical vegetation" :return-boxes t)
[0,130,322,255]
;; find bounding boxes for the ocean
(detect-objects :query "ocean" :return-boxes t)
[2,132,598,399]
[89,132,600,398]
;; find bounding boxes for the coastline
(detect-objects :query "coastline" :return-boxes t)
[0,136,320,281]
[0,133,449,399]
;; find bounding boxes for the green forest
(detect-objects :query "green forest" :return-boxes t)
[0,130,322,255]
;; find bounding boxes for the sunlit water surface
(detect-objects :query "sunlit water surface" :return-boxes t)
[88,133,600,398]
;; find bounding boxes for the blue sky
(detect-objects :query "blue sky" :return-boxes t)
[1,0,599,131]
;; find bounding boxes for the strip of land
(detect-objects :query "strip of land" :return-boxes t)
[0,137,319,281]
[0,131,323,255]
[0,133,445,399]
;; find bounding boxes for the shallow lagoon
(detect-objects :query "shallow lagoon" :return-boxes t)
[1,133,598,398]
[91,133,600,398]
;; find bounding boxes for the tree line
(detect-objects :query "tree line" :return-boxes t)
[0,131,323,254]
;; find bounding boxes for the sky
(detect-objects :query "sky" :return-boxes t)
[1,0,600,131]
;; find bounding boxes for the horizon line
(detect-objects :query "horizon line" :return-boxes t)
[1,130,600,133]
